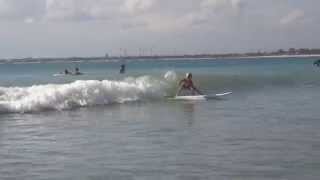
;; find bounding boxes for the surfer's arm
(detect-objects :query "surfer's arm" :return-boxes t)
[176,84,183,96]
[191,85,203,95]
[176,80,185,96]
[178,79,185,86]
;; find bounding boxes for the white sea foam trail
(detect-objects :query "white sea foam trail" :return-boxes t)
[0,72,177,113]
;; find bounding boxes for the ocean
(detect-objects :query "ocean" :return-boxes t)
[0,57,320,179]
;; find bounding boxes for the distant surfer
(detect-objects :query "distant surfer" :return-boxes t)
[120,64,126,74]
[64,69,70,75]
[314,59,320,67]
[74,67,82,75]
[176,73,203,96]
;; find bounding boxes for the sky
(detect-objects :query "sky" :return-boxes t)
[0,0,319,58]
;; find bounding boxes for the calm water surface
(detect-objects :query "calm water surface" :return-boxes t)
[0,57,320,179]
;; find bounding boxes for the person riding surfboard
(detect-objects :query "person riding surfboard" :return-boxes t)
[176,73,203,96]
[314,59,320,67]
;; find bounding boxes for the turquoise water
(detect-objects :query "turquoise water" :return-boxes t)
[0,57,320,179]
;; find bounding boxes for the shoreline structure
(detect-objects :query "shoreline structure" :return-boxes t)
[1,49,320,63]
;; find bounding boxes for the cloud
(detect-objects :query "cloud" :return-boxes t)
[44,0,157,22]
[122,0,156,14]
[24,17,35,24]
[0,0,45,20]
[158,0,247,31]
[0,0,246,28]
[0,0,123,22]
[44,0,117,21]
[201,0,245,12]
[44,0,76,21]
[280,9,305,25]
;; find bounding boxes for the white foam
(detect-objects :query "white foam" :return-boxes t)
[164,70,177,82]
[0,73,176,113]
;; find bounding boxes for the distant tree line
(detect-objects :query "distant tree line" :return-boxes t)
[245,48,320,57]
[1,48,320,63]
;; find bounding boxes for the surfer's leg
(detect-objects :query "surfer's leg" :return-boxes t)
[190,87,196,95]
[176,87,183,96]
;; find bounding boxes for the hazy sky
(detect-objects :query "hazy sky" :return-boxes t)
[0,0,319,58]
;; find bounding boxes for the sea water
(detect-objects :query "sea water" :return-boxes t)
[0,57,320,179]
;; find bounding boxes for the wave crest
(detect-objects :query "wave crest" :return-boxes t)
[0,73,176,113]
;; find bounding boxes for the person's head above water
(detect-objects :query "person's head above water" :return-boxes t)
[186,73,192,79]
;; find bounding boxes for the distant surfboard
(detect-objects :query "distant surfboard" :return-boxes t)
[169,92,232,101]
[53,72,84,76]
[72,72,84,75]
[53,73,65,77]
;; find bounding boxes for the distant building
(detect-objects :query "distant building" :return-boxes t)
[288,48,296,54]
[277,49,285,54]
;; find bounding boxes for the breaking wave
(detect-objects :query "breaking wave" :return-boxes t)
[0,71,177,113]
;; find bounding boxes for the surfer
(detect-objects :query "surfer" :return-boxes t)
[64,69,70,75]
[176,73,203,96]
[120,64,126,74]
[314,59,320,67]
[74,67,82,75]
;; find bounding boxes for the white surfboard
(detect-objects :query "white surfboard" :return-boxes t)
[172,95,207,100]
[53,73,65,77]
[211,92,232,97]
[170,92,232,101]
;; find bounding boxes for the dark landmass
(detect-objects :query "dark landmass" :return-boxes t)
[1,48,320,63]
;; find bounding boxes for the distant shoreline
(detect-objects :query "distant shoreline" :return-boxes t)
[225,54,320,59]
[1,53,320,64]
